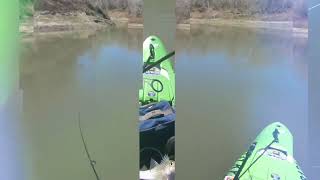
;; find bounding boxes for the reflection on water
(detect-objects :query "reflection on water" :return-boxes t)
[20,28,142,180]
[176,26,308,179]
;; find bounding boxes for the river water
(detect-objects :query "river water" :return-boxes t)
[20,28,142,180]
[19,25,308,179]
[176,26,308,179]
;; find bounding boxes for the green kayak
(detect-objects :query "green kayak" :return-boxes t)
[139,35,175,106]
[225,122,306,180]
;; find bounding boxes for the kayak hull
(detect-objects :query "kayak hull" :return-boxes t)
[226,122,306,180]
[139,35,175,106]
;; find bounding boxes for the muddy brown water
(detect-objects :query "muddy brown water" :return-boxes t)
[20,28,142,180]
[176,25,308,179]
[16,24,309,179]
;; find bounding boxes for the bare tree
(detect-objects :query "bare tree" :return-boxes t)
[35,0,111,19]
[107,0,128,10]
[128,0,142,17]
[176,0,191,22]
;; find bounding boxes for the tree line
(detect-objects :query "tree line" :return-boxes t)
[20,0,307,19]
[178,0,307,19]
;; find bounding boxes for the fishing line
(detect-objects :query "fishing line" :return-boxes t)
[78,113,101,180]
[235,128,279,180]
[309,3,320,11]
[238,139,276,179]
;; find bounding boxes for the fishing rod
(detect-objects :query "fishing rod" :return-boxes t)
[234,129,279,180]
[78,113,101,180]
[143,51,175,73]
[233,143,257,180]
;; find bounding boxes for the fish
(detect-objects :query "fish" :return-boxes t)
[140,155,175,180]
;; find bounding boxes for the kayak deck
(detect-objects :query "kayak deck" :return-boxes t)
[226,122,306,180]
[139,35,175,106]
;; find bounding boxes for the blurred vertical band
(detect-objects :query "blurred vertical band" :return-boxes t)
[0,0,19,106]
[308,0,320,179]
[142,0,176,169]
[175,1,191,179]
[143,0,176,50]
[0,0,24,180]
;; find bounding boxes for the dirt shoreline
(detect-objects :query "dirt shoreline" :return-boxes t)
[19,11,115,36]
[109,9,308,34]
[113,17,307,38]
[20,10,308,38]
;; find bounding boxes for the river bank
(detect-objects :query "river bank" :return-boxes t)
[112,18,307,39]
[19,11,115,37]
[20,9,307,38]
[188,18,307,37]
[110,9,307,34]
